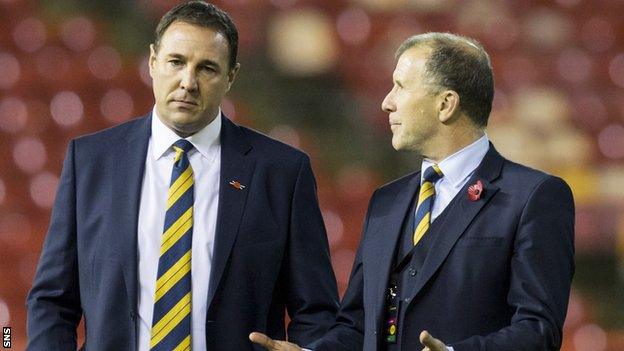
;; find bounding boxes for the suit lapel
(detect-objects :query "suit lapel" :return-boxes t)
[366,173,420,330]
[110,114,151,314]
[405,145,504,304]
[207,116,255,310]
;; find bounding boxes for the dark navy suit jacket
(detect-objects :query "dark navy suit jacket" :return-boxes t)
[311,145,575,351]
[26,114,339,350]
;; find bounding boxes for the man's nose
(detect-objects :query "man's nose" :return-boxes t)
[180,69,199,91]
[381,92,395,113]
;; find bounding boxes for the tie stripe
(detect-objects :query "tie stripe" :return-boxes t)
[160,208,193,255]
[151,139,194,350]
[167,168,194,209]
[169,166,193,195]
[173,336,191,351]
[150,293,192,348]
[155,251,192,302]
[413,212,431,245]
[413,165,444,246]
[417,184,435,206]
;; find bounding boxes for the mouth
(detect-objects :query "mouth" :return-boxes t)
[171,98,198,108]
[389,121,401,126]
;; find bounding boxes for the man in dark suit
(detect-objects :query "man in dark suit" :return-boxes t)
[251,33,575,351]
[26,2,338,350]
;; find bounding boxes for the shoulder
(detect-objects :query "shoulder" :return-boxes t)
[234,122,311,166]
[62,115,150,169]
[72,115,149,150]
[367,171,419,205]
[494,154,573,208]
[499,157,569,192]
[377,171,419,193]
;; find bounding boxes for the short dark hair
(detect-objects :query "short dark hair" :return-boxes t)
[154,1,239,70]
[396,33,494,127]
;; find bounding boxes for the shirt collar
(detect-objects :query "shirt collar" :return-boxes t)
[421,133,490,188]
[151,106,221,162]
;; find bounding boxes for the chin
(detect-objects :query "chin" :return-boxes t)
[170,110,198,121]
[391,136,404,151]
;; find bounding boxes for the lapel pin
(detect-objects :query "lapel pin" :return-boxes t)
[467,180,483,202]
[228,180,246,190]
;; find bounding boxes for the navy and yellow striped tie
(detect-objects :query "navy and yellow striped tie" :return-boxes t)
[413,164,444,246]
[151,139,194,351]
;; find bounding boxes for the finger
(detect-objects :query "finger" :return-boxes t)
[420,330,432,345]
[420,330,443,349]
[277,341,303,351]
[249,332,276,348]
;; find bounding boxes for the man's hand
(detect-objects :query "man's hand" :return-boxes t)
[249,332,303,351]
[420,330,448,351]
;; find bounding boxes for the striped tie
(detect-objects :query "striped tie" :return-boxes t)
[413,164,444,246]
[151,139,194,351]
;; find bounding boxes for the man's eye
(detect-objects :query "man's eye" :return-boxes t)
[169,60,183,66]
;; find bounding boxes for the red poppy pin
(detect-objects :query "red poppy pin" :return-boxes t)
[228,180,246,190]
[467,180,483,202]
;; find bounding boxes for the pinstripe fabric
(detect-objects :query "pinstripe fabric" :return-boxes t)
[150,139,194,351]
[413,164,444,246]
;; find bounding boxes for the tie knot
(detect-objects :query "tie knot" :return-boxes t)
[173,139,194,154]
[172,139,194,166]
[422,164,443,184]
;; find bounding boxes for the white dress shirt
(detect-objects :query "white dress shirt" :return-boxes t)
[136,108,221,351]
[423,134,490,222]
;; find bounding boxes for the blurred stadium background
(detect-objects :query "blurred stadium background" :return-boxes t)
[1,0,623,349]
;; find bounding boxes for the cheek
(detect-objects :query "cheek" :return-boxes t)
[403,117,421,137]
[201,79,228,96]
[153,81,168,100]
[155,75,177,93]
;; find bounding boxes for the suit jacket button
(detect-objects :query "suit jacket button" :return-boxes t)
[408,267,417,276]
[130,311,136,321]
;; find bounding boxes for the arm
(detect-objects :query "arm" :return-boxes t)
[283,155,339,346]
[26,140,82,350]
[252,246,364,351]
[307,190,382,351]
[451,176,575,351]
[253,186,377,351]
[309,241,365,351]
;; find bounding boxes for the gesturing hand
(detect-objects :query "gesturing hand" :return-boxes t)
[249,332,303,351]
[420,330,448,351]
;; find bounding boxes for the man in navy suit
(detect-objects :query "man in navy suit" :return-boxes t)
[251,33,575,351]
[26,2,338,350]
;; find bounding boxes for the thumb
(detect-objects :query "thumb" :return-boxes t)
[420,330,443,349]
[249,332,276,349]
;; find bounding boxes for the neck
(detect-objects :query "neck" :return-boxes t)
[422,127,484,163]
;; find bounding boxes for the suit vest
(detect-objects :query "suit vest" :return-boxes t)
[384,191,455,351]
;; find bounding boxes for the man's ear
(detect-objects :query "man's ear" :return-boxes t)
[438,90,460,123]
[148,44,157,78]
[226,63,241,92]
